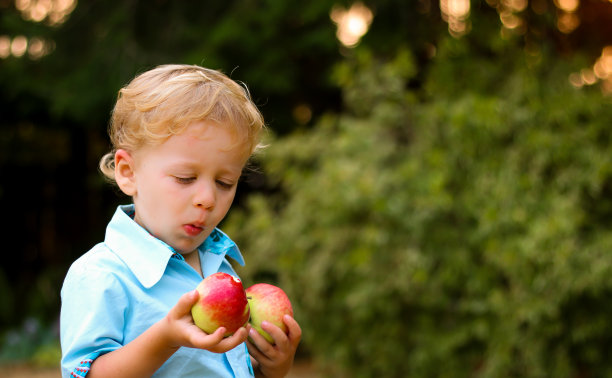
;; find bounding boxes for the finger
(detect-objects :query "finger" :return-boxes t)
[170,290,199,319]
[283,315,302,346]
[211,327,249,353]
[250,355,260,370]
[189,326,226,349]
[248,325,269,347]
[226,327,249,345]
[259,321,289,347]
[248,326,278,359]
[246,336,268,362]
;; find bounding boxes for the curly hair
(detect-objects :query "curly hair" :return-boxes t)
[99,64,265,181]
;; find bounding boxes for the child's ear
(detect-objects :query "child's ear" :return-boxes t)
[114,149,137,196]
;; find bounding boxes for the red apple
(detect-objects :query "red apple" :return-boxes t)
[191,272,250,337]
[245,283,293,344]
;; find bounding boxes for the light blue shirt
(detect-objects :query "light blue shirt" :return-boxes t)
[60,205,254,377]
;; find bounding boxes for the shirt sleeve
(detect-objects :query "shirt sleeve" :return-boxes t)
[60,254,129,378]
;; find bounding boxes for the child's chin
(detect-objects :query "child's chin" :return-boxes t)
[175,241,202,255]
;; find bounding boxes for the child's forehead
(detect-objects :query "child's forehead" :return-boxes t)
[150,121,251,158]
[181,120,246,145]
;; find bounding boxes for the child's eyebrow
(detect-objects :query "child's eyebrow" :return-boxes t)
[166,161,243,176]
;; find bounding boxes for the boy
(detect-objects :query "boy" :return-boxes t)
[60,64,301,377]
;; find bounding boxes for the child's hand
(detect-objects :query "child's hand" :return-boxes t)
[247,315,302,378]
[164,290,249,354]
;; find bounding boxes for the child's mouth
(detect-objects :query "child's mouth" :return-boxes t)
[183,224,203,236]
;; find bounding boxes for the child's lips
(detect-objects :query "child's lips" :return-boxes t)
[183,224,204,236]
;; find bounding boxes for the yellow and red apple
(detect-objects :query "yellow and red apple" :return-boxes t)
[245,283,293,344]
[191,272,250,337]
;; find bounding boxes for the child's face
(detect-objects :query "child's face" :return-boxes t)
[116,121,249,256]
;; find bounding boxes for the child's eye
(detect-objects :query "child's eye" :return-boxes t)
[216,180,234,190]
[174,176,196,184]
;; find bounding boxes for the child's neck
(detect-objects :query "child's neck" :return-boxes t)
[183,250,203,277]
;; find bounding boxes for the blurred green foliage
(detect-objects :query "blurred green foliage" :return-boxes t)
[226,38,612,377]
[0,317,60,366]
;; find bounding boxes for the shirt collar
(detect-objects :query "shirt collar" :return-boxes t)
[203,228,245,266]
[104,205,245,288]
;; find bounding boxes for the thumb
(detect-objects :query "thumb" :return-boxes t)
[172,289,199,317]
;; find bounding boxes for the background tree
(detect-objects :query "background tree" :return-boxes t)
[226,44,612,376]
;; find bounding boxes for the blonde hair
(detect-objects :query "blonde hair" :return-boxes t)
[99,64,265,181]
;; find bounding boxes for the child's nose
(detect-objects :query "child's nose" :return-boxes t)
[193,182,215,209]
